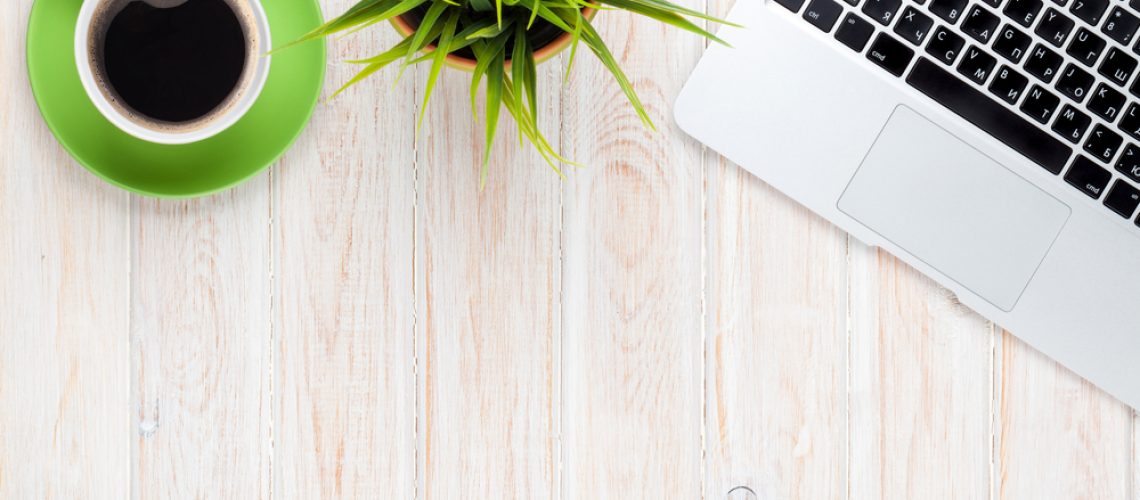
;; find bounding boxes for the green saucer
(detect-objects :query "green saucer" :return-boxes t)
[27,0,325,197]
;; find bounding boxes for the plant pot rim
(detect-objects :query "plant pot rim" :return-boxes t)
[390,8,596,71]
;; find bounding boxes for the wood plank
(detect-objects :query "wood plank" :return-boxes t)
[994,331,1132,500]
[130,183,271,499]
[0,1,131,497]
[559,8,705,498]
[271,8,417,498]
[703,160,848,500]
[847,246,994,499]
[415,47,563,499]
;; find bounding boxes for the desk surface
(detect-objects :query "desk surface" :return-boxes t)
[1,0,1136,498]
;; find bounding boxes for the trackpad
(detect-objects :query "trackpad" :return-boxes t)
[838,106,1070,311]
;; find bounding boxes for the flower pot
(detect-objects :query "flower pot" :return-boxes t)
[390,7,596,71]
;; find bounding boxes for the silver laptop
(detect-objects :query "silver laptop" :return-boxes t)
[676,0,1140,407]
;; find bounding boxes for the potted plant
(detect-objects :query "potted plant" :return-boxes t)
[278,0,733,184]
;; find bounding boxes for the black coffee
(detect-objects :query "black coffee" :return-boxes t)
[102,0,248,123]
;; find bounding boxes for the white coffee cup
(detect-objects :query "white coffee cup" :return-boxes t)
[74,0,273,145]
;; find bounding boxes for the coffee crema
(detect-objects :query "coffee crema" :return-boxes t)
[88,0,260,133]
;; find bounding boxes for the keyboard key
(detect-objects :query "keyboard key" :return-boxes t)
[1021,84,1062,123]
[1101,7,1140,45]
[836,13,876,50]
[907,58,1073,173]
[1067,28,1106,66]
[894,7,934,44]
[1118,103,1140,139]
[804,0,844,31]
[866,33,915,75]
[1104,180,1140,217]
[1084,123,1123,161]
[1056,63,1095,101]
[1004,0,1044,26]
[994,25,1032,62]
[990,64,1030,103]
[1065,156,1113,197]
[958,46,998,83]
[926,26,966,64]
[963,6,1001,43]
[1098,48,1137,86]
[1052,104,1092,142]
[1069,0,1109,25]
[842,0,859,6]
[1035,8,1075,47]
[863,0,902,25]
[775,0,808,10]
[1115,143,1140,181]
[930,0,969,23]
[1025,44,1064,82]
[982,0,1002,7]
[1088,83,1126,121]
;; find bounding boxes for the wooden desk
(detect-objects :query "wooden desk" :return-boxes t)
[0,0,1134,497]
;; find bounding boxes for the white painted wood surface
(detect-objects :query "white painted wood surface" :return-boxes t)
[1,0,1137,498]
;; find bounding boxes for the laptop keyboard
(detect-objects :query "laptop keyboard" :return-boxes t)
[778,0,1140,225]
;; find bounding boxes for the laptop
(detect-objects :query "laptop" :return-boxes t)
[676,0,1140,407]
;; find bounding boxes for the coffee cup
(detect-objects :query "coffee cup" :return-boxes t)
[74,0,272,145]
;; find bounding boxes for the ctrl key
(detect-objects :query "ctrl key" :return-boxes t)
[866,33,915,76]
[836,13,875,51]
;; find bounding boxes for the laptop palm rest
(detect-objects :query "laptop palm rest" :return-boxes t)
[838,106,1071,311]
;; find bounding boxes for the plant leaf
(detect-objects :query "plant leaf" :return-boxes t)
[331,37,416,98]
[481,48,506,188]
[469,0,495,11]
[405,0,450,62]
[597,0,729,45]
[419,10,462,130]
[602,0,740,27]
[578,18,655,129]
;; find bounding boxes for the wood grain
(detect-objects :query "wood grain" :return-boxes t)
[0,0,131,497]
[559,7,705,498]
[703,161,848,500]
[994,331,1133,500]
[130,183,272,499]
[847,246,994,500]
[414,50,563,499]
[271,11,417,498]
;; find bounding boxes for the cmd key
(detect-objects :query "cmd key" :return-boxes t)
[866,33,915,75]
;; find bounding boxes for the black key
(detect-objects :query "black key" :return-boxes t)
[804,0,844,31]
[1084,123,1123,161]
[1101,7,1140,45]
[1056,63,1095,101]
[894,7,935,44]
[1065,155,1113,197]
[930,0,969,23]
[1130,76,1140,97]
[990,64,1030,103]
[1098,48,1137,86]
[1067,28,1106,66]
[1088,83,1126,121]
[926,26,966,64]
[836,14,876,50]
[842,0,859,6]
[994,25,1032,62]
[866,33,915,75]
[907,59,1073,173]
[1021,84,1062,123]
[1132,0,1140,13]
[1052,104,1093,142]
[982,0,1003,8]
[1115,143,1140,181]
[957,46,998,83]
[1025,44,1065,82]
[1069,0,1109,25]
[963,6,1001,43]
[1004,0,1044,26]
[1118,103,1140,139]
[1104,180,1140,217]
[1035,8,1075,46]
[775,0,808,10]
[863,0,902,25]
